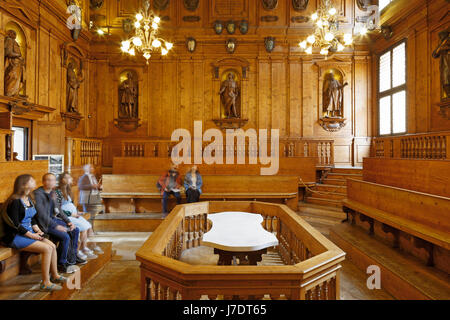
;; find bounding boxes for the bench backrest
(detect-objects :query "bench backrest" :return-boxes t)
[347,179,450,234]
[112,157,316,182]
[0,161,49,203]
[363,158,450,198]
[102,174,299,195]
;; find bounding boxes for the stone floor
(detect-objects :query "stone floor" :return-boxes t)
[70,204,394,300]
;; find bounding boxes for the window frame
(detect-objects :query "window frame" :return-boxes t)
[377,39,408,137]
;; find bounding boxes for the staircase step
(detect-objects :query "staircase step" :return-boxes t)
[305,197,343,208]
[93,213,164,232]
[330,224,450,300]
[309,191,347,200]
[313,184,347,193]
[331,168,363,174]
[323,178,347,186]
[298,202,344,213]
[327,173,363,180]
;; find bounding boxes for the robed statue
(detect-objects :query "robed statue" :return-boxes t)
[219,73,240,118]
[66,61,84,113]
[432,28,450,100]
[119,72,138,119]
[322,73,348,118]
[4,30,26,97]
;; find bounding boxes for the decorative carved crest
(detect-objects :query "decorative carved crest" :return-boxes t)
[226,21,236,34]
[226,39,237,54]
[292,0,309,11]
[184,0,199,11]
[262,0,278,10]
[122,18,133,34]
[264,37,275,53]
[214,20,224,34]
[239,20,249,34]
[186,37,197,53]
[154,0,170,11]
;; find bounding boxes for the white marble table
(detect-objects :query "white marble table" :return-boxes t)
[201,212,279,265]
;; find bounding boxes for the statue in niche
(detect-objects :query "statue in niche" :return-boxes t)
[432,28,450,100]
[219,73,240,118]
[4,30,26,97]
[322,72,348,118]
[66,61,84,113]
[119,72,138,119]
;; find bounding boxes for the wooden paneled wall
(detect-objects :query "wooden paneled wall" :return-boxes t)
[371,0,450,134]
[86,0,373,167]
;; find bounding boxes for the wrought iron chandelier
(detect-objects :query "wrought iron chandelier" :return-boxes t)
[120,0,173,63]
[299,0,354,56]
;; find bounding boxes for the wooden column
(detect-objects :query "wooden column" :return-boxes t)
[65,137,73,173]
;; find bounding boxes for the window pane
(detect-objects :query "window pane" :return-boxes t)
[379,0,391,11]
[12,127,26,160]
[379,96,391,135]
[392,42,406,87]
[392,90,406,134]
[379,51,391,92]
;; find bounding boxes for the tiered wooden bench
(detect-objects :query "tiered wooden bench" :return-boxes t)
[333,178,450,299]
[101,174,299,213]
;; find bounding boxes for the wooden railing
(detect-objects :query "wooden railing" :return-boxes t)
[372,132,450,160]
[121,138,334,167]
[136,201,345,300]
[65,137,103,172]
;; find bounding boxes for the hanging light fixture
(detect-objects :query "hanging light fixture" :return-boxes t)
[298,0,354,56]
[120,0,173,64]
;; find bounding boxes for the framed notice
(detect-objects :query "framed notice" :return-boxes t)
[32,154,64,181]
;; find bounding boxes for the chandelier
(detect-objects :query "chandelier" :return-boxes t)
[120,0,173,63]
[299,0,354,56]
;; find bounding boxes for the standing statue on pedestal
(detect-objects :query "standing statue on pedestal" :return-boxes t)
[66,61,84,113]
[219,73,240,118]
[4,30,26,97]
[322,72,348,118]
[432,28,450,100]
[119,72,138,119]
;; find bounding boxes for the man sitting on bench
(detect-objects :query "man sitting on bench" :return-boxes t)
[157,164,182,217]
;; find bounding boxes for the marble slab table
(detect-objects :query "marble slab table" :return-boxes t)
[201,212,279,265]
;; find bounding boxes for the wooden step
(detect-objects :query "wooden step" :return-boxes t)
[305,197,342,208]
[327,173,363,180]
[323,178,347,186]
[309,191,347,200]
[298,202,346,216]
[313,184,347,193]
[330,224,450,300]
[93,213,164,232]
[331,168,363,174]
[0,242,113,300]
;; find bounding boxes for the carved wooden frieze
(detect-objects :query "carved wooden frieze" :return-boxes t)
[154,0,170,11]
[292,0,309,11]
[262,0,278,10]
[261,15,278,22]
[184,0,200,11]
[183,16,201,22]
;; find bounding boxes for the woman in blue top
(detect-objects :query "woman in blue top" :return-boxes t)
[0,174,66,291]
[183,165,203,203]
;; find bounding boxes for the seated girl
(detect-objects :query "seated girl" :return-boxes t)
[56,172,103,260]
[0,174,66,291]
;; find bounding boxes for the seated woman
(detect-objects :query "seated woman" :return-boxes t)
[0,174,66,291]
[184,165,203,203]
[56,172,102,259]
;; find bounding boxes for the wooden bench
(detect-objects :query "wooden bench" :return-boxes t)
[342,179,450,272]
[363,157,450,197]
[101,174,299,212]
[112,156,317,184]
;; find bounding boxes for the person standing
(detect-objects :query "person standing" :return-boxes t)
[78,164,103,214]
[34,173,84,273]
[0,175,66,291]
[158,164,182,216]
[184,165,203,203]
